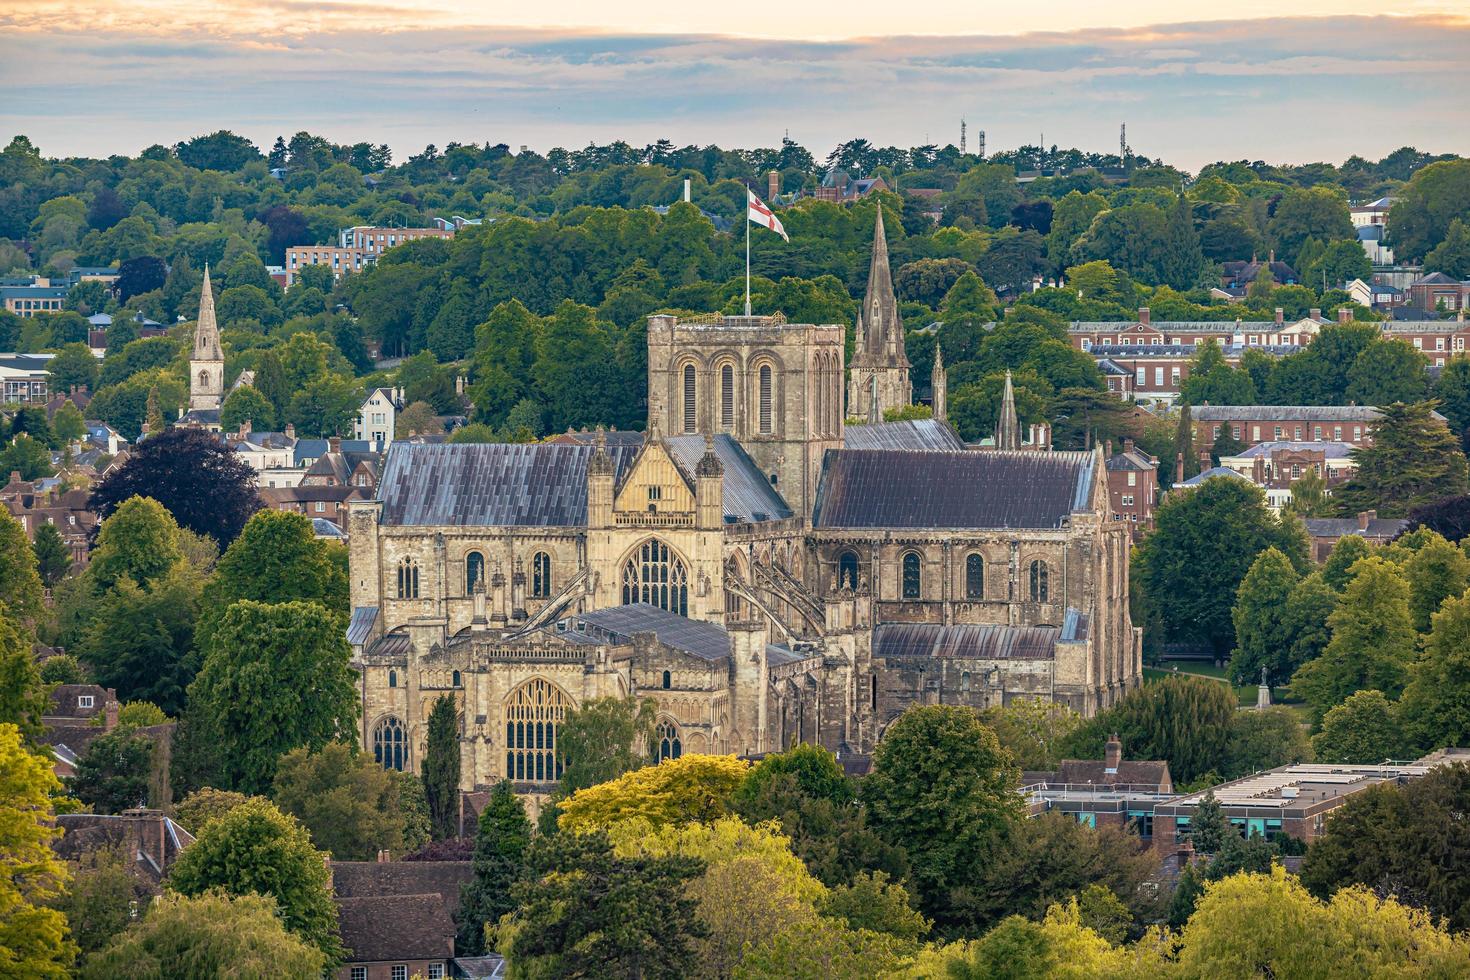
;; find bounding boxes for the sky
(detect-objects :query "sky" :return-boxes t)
[2,4,1468,171]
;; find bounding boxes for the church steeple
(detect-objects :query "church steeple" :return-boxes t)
[996,369,1020,450]
[188,264,225,414]
[846,206,911,420]
[932,344,947,423]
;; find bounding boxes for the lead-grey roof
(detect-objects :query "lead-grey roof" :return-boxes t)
[346,606,379,645]
[873,622,1063,661]
[379,442,640,526]
[555,604,732,661]
[812,449,1096,530]
[664,434,793,522]
[1191,405,1385,422]
[1303,517,1408,538]
[843,419,966,451]
[1179,466,1252,487]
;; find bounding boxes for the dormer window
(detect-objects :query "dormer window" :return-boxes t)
[78,695,94,709]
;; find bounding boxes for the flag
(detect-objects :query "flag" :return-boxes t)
[747,189,789,242]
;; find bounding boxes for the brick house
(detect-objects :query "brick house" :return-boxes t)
[1302,511,1408,562]
[1190,405,1398,449]
[1,472,98,567]
[1104,440,1157,536]
[331,860,473,980]
[1405,272,1470,313]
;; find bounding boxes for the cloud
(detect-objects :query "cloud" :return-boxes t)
[1,15,1466,169]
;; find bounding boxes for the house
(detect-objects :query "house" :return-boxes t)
[53,809,195,891]
[355,388,405,451]
[1347,278,1403,311]
[1,352,53,403]
[1190,405,1400,450]
[1218,441,1357,511]
[1405,273,1470,314]
[42,684,118,775]
[1,285,68,317]
[1302,511,1408,562]
[811,171,889,203]
[284,225,455,286]
[225,421,296,474]
[301,436,383,492]
[1221,256,1299,289]
[330,860,473,980]
[1020,735,1174,839]
[260,483,369,528]
[1104,440,1157,535]
[1,471,99,566]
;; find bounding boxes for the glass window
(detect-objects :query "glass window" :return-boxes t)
[396,557,420,599]
[662,669,671,690]
[373,716,406,771]
[78,695,94,709]
[1029,560,1049,602]
[531,551,552,599]
[837,551,860,590]
[965,554,983,599]
[352,969,368,980]
[392,966,407,980]
[621,539,688,616]
[428,966,444,980]
[656,720,682,762]
[901,552,921,599]
[388,670,396,689]
[505,678,571,783]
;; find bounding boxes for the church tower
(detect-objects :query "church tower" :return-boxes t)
[189,265,225,413]
[932,345,947,423]
[847,207,911,418]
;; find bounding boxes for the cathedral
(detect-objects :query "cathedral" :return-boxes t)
[345,211,1142,796]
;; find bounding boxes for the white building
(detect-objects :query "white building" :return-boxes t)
[354,388,404,452]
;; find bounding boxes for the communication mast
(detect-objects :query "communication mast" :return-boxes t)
[1120,123,1127,161]
[960,118,967,155]
[977,129,986,158]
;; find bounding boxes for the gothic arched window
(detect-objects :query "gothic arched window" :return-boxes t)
[757,364,774,434]
[397,557,419,599]
[198,370,210,389]
[965,554,984,599]
[372,716,406,771]
[662,670,672,690]
[682,363,697,433]
[452,670,462,687]
[465,551,484,595]
[1029,560,1050,603]
[505,678,571,783]
[531,551,552,599]
[387,669,397,689]
[838,551,860,590]
[621,539,689,616]
[657,720,682,762]
[902,552,922,600]
[720,363,735,430]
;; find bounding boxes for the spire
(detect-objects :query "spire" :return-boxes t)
[589,425,613,476]
[696,432,723,478]
[868,373,881,424]
[194,264,222,362]
[853,308,866,357]
[996,370,1020,450]
[931,344,947,423]
[861,207,903,361]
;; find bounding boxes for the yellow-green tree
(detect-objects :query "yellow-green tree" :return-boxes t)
[0,723,77,977]
[557,754,750,833]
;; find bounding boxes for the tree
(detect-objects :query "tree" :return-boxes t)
[1425,217,1470,279]
[286,372,362,437]
[913,900,1141,979]
[1387,158,1470,263]
[1285,465,1330,517]
[82,890,325,979]
[1291,556,1417,723]
[1133,476,1308,656]
[458,781,530,956]
[861,705,1022,930]
[823,870,930,945]
[174,130,262,171]
[88,426,261,547]
[167,797,344,963]
[422,695,461,840]
[1228,547,1299,686]
[1180,342,1258,406]
[1173,400,1196,481]
[54,843,146,960]
[557,695,657,796]
[1070,675,1239,785]
[1345,339,1430,406]
[1300,763,1470,931]
[30,523,70,587]
[46,342,98,396]
[187,600,358,794]
[1311,690,1404,763]
[505,829,706,979]
[394,399,443,439]
[1224,707,1312,779]
[220,384,275,432]
[174,787,257,834]
[39,654,84,685]
[558,755,750,834]
[733,914,913,979]
[1160,194,1205,289]
[1333,402,1469,519]
[79,561,199,715]
[1178,866,1470,976]
[1320,534,1373,590]
[976,698,1082,770]
[116,700,167,729]
[71,728,153,814]
[51,400,86,446]
[0,509,45,625]
[1268,187,1356,265]
[1399,593,1470,752]
[0,432,53,480]
[0,607,49,744]
[0,723,76,978]
[271,742,414,861]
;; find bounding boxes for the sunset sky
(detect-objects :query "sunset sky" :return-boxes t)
[3,3,1468,170]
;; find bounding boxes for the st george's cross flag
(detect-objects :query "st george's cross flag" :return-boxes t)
[747,189,789,242]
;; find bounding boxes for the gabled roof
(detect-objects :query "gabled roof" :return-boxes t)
[665,434,792,522]
[1191,405,1386,422]
[813,449,1096,530]
[1303,516,1408,538]
[337,894,454,963]
[1178,466,1252,487]
[872,621,1082,662]
[556,604,733,662]
[843,419,966,451]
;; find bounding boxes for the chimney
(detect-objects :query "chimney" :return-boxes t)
[455,373,465,396]
[376,849,391,863]
[240,418,251,438]
[1338,307,1352,324]
[1104,733,1122,773]
[1199,450,1212,471]
[768,170,780,201]
[104,690,119,732]
[1175,452,1184,485]
[1123,437,1135,454]
[1358,509,1375,530]
[1309,307,1321,321]
[1274,307,1284,325]
[1138,307,1150,326]
[1268,249,1276,264]
[285,423,295,440]
[328,436,341,454]
[682,178,691,203]
[1253,456,1266,484]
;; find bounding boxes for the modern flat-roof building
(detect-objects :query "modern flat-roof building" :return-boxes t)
[284,225,455,285]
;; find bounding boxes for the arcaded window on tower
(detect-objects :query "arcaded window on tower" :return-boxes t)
[621,539,689,616]
[396,557,420,599]
[1029,560,1050,603]
[838,551,860,590]
[720,363,735,430]
[505,678,571,783]
[372,716,406,771]
[758,364,773,433]
[531,551,552,598]
[682,363,697,433]
[657,720,682,762]
[901,552,922,599]
[465,551,484,595]
[966,554,984,599]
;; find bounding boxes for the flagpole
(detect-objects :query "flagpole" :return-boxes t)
[744,187,752,317]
